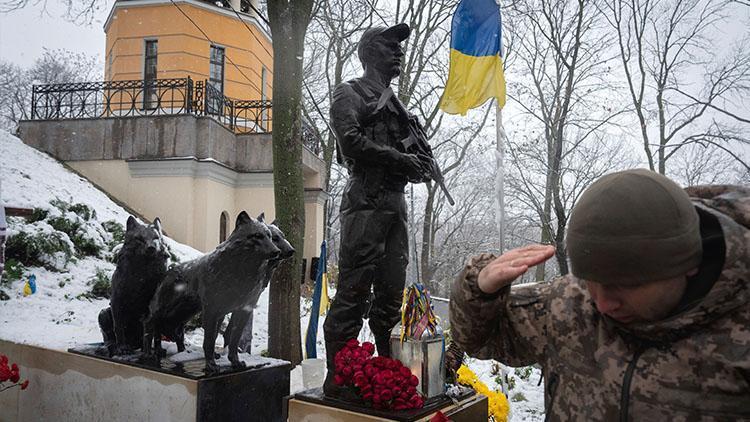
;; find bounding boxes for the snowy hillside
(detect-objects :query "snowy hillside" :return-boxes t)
[0,131,543,421]
[0,131,202,350]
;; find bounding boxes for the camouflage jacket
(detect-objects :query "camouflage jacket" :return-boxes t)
[450,185,750,421]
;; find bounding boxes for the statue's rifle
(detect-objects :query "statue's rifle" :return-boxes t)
[378,87,455,206]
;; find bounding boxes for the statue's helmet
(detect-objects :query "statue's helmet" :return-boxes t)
[357,23,411,64]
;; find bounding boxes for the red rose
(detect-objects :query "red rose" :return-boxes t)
[20,380,29,390]
[10,369,20,383]
[0,355,7,366]
[363,391,373,401]
[409,375,419,386]
[360,383,372,394]
[365,366,377,378]
[381,389,393,401]
[346,339,360,348]
[0,365,10,382]
[393,387,402,396]
[372,394,382,404]
[333,375,345,386]
[342,366,353,377]
[399,367,411,377]
[407,386,417,395]
[362,342,375,355]
[353,373,367,387]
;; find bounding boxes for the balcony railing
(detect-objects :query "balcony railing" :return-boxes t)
[30,77,273,135]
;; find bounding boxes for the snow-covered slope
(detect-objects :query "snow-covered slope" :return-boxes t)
[0,131,202,350]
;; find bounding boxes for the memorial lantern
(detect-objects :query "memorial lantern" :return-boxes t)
[390,284,446,399]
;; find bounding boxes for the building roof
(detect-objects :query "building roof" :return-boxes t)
[103,0,272,43]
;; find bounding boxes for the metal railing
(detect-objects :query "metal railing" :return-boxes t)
[30,77,273,135]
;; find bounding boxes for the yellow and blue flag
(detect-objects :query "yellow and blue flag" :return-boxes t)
[304,241,328,359]
[439,0,506,115]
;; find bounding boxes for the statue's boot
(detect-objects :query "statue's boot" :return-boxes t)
[322,340,361,402]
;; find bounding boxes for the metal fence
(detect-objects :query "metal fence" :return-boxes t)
[30,77,273,135]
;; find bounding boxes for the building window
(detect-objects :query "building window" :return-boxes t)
[219,211,229,243]
[143,40,158,109]
[208,45,225,115]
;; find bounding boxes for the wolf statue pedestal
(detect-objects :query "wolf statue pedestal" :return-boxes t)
[67,343,291,422]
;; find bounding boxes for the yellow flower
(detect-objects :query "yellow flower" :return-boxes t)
[457,364,510,422]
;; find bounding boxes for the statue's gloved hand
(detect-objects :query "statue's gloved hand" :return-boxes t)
[398,152,428,182]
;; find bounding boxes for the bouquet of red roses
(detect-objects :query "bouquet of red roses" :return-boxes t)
[333,339,425,411]
[0,354,29,393]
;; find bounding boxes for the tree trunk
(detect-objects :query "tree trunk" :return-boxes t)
[267,0,314,367]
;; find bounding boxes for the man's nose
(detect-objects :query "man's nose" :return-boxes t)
[592,287,622,315]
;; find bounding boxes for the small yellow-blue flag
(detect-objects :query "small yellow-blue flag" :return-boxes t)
[439,0,506,115]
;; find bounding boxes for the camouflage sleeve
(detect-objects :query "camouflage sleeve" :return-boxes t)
[449,254,550,367]
[686,185,750,229]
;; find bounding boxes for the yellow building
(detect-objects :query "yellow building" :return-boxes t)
[21,0,326,280]
[104,0,271,103]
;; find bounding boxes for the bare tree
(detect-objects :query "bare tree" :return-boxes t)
[0,0,107,24]
[267,0,314,366]
[0,48,102,132]
[505,0,627,277]
[602,0,750,175]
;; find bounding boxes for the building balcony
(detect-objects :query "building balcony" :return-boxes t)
[17,77,327,263]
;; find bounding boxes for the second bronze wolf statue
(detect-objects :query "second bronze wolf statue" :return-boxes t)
[142,211,295,373]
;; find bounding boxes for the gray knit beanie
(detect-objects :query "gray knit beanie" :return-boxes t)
[566,169,702,285]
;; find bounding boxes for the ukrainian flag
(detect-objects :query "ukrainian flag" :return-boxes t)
[440,0,506,115]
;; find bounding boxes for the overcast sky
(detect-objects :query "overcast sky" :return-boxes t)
[0,1,112,67]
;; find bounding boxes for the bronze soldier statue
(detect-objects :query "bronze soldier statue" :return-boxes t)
[323,23,432,398]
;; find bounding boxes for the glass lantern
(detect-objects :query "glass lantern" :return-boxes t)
[390,331,446,399]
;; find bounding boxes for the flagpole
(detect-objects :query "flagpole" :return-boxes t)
[495,0,506,255]
[495,102,505,254]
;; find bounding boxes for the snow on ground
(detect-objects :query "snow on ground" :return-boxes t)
[0,130,544,420]
[0,131,202,349]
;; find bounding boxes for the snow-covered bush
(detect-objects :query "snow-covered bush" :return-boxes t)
[5,221,74,271]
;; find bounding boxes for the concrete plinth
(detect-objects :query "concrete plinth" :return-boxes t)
[0,339,290,421]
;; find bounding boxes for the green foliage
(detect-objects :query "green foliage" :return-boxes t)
[2,258,25,284]
[506,375,516,391]
[260,349,269,357]
[49,198,70,212]
[29,208,49,223]
[48,215,81,236]
[5,231,73,268]
[511,392,527,402]
[79,268,111,300]
[101,220,125,246]
[69,203,96,221]
[70,232,102,258]
[514,366,533,381]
